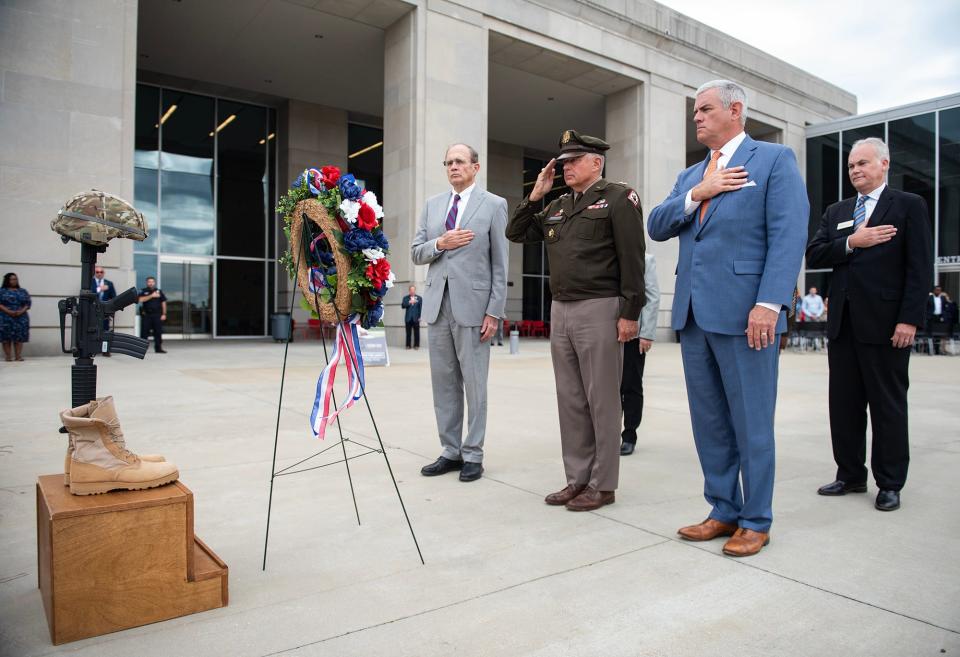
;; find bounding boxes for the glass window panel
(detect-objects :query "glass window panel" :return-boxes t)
[217,100,266,258]
[133,253,157,289]
[522,276,542,321]
[159,261,185,335]
[348,123,383,204]
[939,107,960,257]
[134,167,159,252]
[841,123,885,198]
[805,133,840,243]
[939,272,959,308]
[135,85,159,169]
[216,259,265,335]
[160,170,214,255]
[889,113,935,238]
[160,90,214,170]
[268,109,277,259]
[523,242,542,274]
[187,263,212,334]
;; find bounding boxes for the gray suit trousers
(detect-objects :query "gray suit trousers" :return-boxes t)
[551,297,623,491]
[428,287,490,463]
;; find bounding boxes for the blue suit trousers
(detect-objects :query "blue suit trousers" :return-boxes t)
[679,311,778,532]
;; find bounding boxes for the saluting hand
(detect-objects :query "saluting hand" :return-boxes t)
[529,158,557,202]
[691,166,748,203]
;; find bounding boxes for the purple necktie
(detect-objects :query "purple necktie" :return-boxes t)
[445,194,461,231]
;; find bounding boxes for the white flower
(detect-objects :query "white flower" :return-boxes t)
[362,247,385,262]
[362,191,383,219]
[384,271,396,289]
[339,199,360,223]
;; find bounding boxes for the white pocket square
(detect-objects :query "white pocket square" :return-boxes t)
[741,180,757,187]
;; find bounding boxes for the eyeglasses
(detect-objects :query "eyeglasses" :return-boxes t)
[442,158,473,168]
[95,270,105,274]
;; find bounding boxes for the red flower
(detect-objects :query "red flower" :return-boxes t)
[365,258,391,287]
[321,166,341,188]
[356,202,378,230]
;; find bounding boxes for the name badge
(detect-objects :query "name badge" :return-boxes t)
[836,220,854,230]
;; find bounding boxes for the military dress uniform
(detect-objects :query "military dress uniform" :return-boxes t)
[506,131,645,502]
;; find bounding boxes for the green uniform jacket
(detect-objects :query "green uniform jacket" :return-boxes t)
[506,178,646,319]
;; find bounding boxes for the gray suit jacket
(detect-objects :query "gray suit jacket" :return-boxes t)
[411,188,509,327]
[638,252,660,341]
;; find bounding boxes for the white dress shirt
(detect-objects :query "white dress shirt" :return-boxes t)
[444,183,475,230]
[845,183,886,253]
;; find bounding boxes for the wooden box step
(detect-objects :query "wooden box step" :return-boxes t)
[37,474,228,645]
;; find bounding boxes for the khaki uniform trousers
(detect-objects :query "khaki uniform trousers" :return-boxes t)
[550,297,623,491]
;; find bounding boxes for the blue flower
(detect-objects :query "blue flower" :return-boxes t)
[373,230,389,251]
[342,228,380,253]
[363,304,384,328]
[370,284,388,298]
[338,174,364,201]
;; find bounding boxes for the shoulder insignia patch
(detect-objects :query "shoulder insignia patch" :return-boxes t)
[627,189,639,207]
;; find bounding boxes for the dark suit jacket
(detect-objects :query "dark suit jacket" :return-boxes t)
[926,294,946,321]
[401,294,421,323]
[90,277,117,302]
[806,186,932,344]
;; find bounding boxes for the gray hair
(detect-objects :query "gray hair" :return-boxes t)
[696,79,748,126]
[850,137,890,163]
[445,143,479,164]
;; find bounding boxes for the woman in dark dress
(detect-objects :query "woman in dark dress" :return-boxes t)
[0,272,31,361]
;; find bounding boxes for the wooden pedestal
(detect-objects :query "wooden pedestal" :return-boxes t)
[36,475,228,645]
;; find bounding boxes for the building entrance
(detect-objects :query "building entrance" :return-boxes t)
[159,258,213,338]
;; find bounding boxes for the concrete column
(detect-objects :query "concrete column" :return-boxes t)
[644,82,689,341]
[382,6,488,346]
[604,84,644,197]
[276,100,348,324]
[486,140,524,321]
[0,0,139,355]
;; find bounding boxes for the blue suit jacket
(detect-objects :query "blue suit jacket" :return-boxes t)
[647,135,809,335]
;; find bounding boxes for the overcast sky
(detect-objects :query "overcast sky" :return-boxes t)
[656,0,960,114]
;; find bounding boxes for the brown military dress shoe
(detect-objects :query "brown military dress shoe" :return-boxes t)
[545,484,586,506]
[565,487,615,511]
[722,528,770,557]
[677,518,738,541]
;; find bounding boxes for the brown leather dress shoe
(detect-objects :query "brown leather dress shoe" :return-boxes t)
[722,528,770,557]
[677,518,738,541]
[545,484,586,506]
[565,487,615,511]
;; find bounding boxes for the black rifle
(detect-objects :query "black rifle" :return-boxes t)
[58,243,149,408]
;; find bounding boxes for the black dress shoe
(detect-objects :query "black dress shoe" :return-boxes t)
[619,441,635,456]
[156,349,168,354]
[420,456,463,477]
[875,489,901,511]
[459,462,483,482]
[817,479,867,496]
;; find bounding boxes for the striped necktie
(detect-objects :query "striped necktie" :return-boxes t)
[445,194,461,230]
[853,195,868,230]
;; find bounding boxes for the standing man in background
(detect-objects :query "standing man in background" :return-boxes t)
[138,276,167,354]
[91,266,117,354]
[402,285,422,350]
[806,137,932,512]
[647,80,808,556]
[801,286,825,321]
[411,143,509,483]
[620,251,660,456]
[507,130,645,512]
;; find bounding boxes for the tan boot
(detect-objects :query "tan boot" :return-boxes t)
[62,397,165,485]
[60,403,178,496]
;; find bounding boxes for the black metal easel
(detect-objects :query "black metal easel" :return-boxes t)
[261,214,424,570]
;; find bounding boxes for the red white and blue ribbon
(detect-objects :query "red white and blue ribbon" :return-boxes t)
[309,314,366,439]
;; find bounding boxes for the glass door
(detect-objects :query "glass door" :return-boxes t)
[160,258,213,338]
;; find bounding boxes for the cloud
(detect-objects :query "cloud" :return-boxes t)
[657,0,960,113]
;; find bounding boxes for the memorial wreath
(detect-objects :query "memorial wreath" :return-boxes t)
[277,166,394,438]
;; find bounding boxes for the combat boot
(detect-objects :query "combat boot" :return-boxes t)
[60,403,178,496]
[61,397,165,486]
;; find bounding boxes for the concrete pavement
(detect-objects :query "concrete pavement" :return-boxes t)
[1,338,958,656]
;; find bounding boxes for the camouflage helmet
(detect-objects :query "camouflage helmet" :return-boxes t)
[52,190,148,246]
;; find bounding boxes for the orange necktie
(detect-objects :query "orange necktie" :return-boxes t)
[699,150,723,224]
